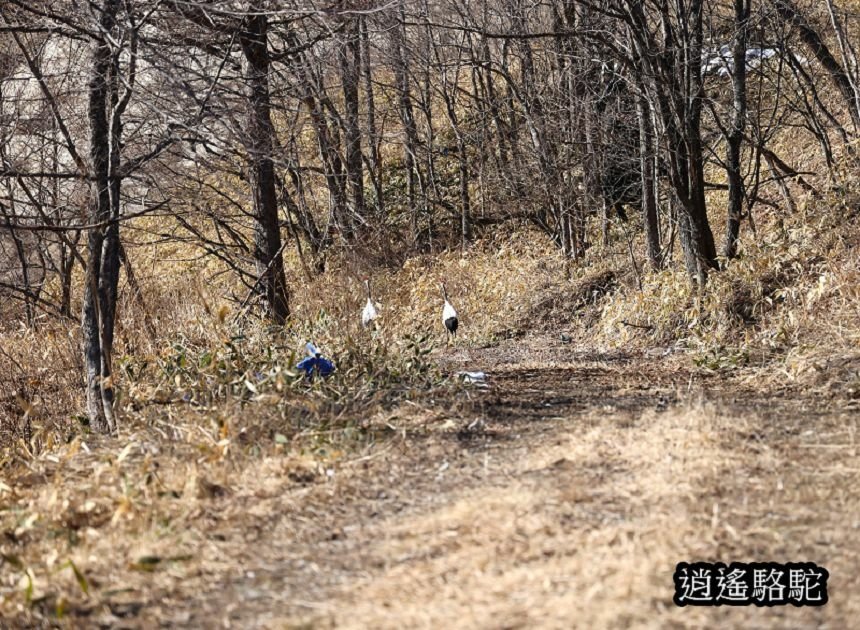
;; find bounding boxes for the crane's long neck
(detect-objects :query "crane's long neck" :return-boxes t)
[441,284,448,302]
[365,280,372,300]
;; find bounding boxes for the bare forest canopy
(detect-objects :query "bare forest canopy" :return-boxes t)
[1,0,859,432]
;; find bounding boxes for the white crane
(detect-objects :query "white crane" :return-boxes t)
[361,279,379,328]
[440,282,458,342]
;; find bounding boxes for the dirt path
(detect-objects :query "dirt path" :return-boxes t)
[4,335,859,628]
[138,335,857,629]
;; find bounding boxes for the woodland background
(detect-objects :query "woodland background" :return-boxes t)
[1,0,859,626]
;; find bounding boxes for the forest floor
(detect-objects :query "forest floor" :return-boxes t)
[3,333,860,628]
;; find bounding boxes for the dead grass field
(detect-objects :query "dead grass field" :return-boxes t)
[2,331,858,629]
[2,173,858,629]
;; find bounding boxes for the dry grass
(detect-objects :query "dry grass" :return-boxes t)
[323,404,730,629]
[2,137,860,627]
[5,335,857,627]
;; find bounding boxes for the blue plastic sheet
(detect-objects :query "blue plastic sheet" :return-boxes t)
[296,354,335,379]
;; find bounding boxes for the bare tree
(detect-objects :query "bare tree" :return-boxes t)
[724,0,752,260]
[239,12,290,322]
[168,0,290,321]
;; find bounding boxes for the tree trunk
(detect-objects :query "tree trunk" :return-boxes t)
[631,0,717,283]
[723,0,750,260]
[636,92,661,269]
[686,0,718,277]
[389,4,423,243]
[437,53,472,248]
[339,16,365,225]
[239,14,290,323]
[360,16,384,217]
[82,0,120,433]
[676,201,704,286]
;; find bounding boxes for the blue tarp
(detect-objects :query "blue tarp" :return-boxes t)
[296,344,335,379]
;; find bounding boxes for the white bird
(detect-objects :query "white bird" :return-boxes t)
[361,279,379,328]
[440,282,458,342]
